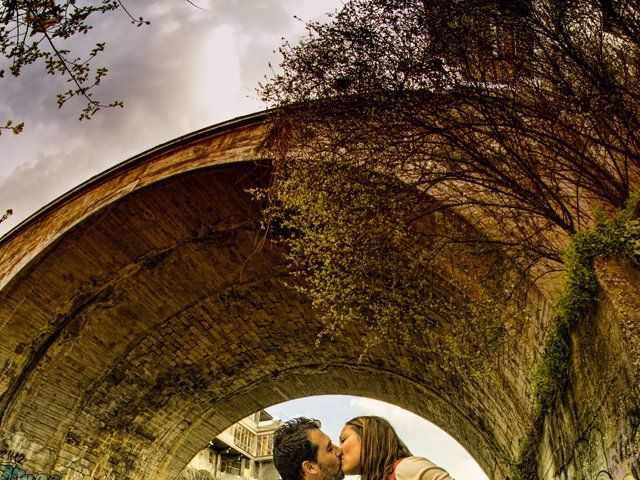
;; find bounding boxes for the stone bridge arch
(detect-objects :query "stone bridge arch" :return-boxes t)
[0,112,638,480]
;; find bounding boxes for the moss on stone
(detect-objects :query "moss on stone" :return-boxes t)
[510,192,640,479]
[531,194,640,416]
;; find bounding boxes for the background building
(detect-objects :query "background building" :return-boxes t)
[182,411,282,480]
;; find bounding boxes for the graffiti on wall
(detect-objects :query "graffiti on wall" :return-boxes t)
[0,451,60,480]
[551,419,639,480]
[0,464,61,480]
[0,451,24,467]
[609,407,640,480]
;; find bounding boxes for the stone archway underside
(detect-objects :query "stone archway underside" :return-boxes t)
[2,112,636,480]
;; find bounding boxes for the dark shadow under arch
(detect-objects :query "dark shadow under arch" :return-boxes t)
[0,114,551,480]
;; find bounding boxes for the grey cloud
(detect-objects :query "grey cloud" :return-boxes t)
[0,0,343,237]
[0,147,100,236]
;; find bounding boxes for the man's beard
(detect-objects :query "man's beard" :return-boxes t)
[320,460,345,480]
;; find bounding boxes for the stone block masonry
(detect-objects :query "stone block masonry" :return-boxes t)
[0,112,638,480]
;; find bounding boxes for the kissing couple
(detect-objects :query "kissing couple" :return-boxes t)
[272,416,455,480]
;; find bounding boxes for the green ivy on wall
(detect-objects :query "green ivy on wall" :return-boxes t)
[510,192,640,479]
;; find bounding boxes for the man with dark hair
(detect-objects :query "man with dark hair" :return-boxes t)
[273,417,344,480]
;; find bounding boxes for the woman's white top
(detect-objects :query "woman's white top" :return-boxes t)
[395,456,455,480]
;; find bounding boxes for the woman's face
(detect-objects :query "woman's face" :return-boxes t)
[339,425,362,475]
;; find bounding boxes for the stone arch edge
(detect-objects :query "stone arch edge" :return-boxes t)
[0,110,271,291]
[150,363,504,480]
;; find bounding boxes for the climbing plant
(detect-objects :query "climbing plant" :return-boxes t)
[260,0,640,370]
[259,0,640,473]
[508,194,640,479]
[262,141,530,369]
[531,193,640,416]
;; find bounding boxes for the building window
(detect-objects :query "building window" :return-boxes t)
[220,456,242,476]
[234,424,256,455]
[494,0,531,61]
[256,434,274,457]
[495,21,517,60]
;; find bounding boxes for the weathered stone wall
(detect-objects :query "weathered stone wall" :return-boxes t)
[1,112,635,480]
[538,257,640,480]
[0,161,532,477]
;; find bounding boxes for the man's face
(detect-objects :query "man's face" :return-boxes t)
[306,428,344,480]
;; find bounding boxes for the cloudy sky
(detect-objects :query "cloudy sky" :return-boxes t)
[0,2,486,477]
[0,0,337,236]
